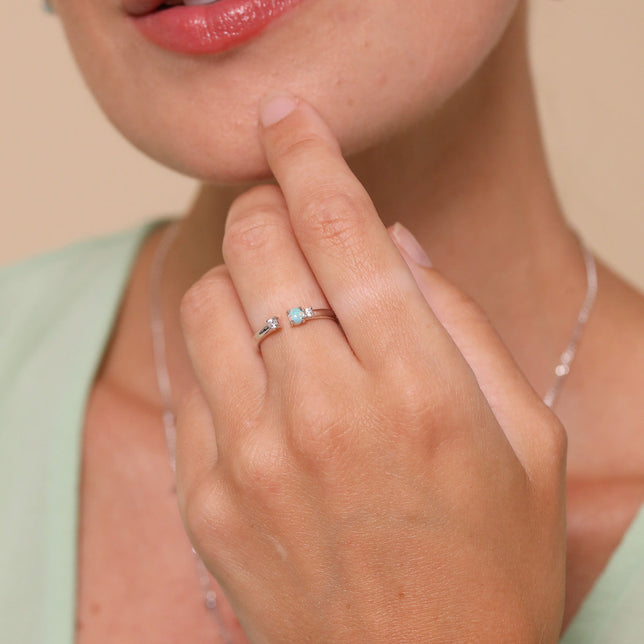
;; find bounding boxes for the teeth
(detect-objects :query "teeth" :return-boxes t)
[183,0,219,5]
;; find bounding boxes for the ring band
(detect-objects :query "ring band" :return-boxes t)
[254,317,281,345]
[287,306,337,327]
[254,306,338,347]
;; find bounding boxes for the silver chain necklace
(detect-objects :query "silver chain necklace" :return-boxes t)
[148,218,598,641]
[543,242,598,407]
[149,220,234,644]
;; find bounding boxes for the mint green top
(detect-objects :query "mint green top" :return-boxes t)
[0,218,642,643]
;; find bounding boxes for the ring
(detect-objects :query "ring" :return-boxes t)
[287,306,337,327]
[254,317,281,345]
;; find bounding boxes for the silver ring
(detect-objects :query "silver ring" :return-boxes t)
[287,306,337,327]
[254,317,281,345]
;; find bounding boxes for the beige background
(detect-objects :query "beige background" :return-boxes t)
[2,1,643,290]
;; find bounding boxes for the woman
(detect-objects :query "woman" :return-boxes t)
[1,0,642,642]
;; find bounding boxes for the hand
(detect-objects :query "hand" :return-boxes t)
[176,95,567,643]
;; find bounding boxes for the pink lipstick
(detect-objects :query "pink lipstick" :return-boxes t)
[128,0,306,56]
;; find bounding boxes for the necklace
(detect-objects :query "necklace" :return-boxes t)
[148,218,598,640]
[149,220,234,644]
[543,242,598,408]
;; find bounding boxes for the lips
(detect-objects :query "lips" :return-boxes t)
[124,0,166,16]
[124,0,218,17]
[127,0,306,55]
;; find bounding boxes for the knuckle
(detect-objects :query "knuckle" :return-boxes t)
[300,187,371,250]
[386,369,437,427]
[394,376,436,424]
[229,433,289,494]
[383,362,469,434]
[539,415,568,467]
[223,210,286,260]
[179,265,229,327]
[229,184,285,217]
[182,476,227,544]
[385,355,429,402]
[276,130,338,161]
[520,409,568,488]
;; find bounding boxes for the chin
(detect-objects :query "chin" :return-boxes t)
[108,91,380,185]
[153,131,275,185]
[66,0,522,186]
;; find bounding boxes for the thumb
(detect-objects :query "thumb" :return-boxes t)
[387,223,563,475]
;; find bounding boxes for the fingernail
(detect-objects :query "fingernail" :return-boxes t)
[390,223,432,268]
[259,93,298,128]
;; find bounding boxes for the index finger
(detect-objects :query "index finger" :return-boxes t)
[258,94,447,370]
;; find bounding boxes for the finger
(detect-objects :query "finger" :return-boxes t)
[179,264,266,457]
[174,382,219,514]
[222,183,352,380]
[258,94,451,372]
[389,225,567,477]
[174,384,235,579]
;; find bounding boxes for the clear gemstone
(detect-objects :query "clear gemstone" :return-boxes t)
[267,317,280,330]
[555,364,570,377]
[304,307,314,318]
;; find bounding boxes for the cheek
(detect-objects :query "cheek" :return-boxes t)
[59,0,520,183]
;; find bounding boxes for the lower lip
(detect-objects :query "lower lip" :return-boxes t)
[132,0,305,55]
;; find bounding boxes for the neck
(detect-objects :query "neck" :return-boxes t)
[102,6,588,426]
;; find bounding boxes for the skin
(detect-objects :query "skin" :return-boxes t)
[46,0,644,641]
[173,100,568,642]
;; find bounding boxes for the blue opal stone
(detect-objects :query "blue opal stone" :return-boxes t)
[288,307,305,325]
